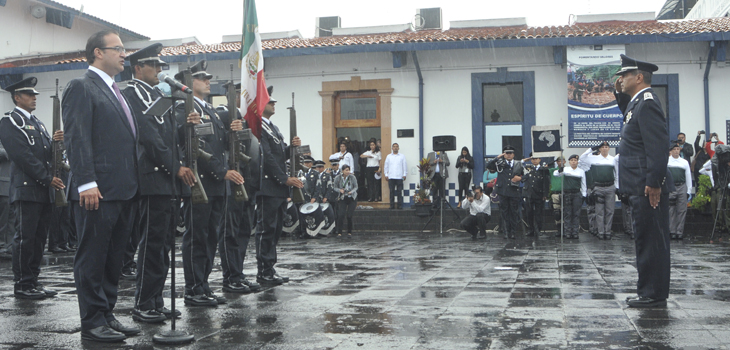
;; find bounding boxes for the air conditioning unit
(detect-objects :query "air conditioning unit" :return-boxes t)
[315,16,341,37]
[416,8,442,30]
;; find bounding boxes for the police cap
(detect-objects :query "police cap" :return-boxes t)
[615,54,659,76]
[126,43,167,67]
[4,77,40,95]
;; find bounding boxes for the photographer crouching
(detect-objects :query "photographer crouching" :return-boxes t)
[460,186,491,240]
[486,145,524,239]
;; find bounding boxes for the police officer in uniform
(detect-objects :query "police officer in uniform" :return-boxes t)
[615,54,672,308]
[217,83,262,294]
[255,86,303,285]
[486,145,524,239]
[175,60,244,306]
[521,153,550,237]
[122,44,198,322]
[0,77,64,299]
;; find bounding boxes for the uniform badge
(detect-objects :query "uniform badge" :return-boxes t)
[201,114,210,120]
[625,111,633,124]
[23,125,36,131]
[644,92,653,100]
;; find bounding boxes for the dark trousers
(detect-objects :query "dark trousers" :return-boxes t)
[135,196,174,311]
[336,197,356,234]
[432,173,444,205]
[255,195,286,276]
[388,179,403,208]
[72,200,136,331]
[460,213,490,236]
[182,196,224,296]
[457,173,472,203]
[220,195,254,284]
[365,166,379,201]
[48,204,75,249]
[122,200,141,271]
[13,201,52,289]
[0,196,16,250]
[631,193,671,300]
[499,196,520,236]
[524,198,544,235]
[563,192,583,235]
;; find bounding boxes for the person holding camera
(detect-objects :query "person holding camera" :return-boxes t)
[704,132,724,158]
[675,133,693,161]
[553,154,586,239]
[427,150,450,209]
[486,145,523,239]
[521,153,550,237]
[460,186,491,240]
[579,141,617,240]
[693,130,711,192]
[455,147,475,204]
[668,143,692,240]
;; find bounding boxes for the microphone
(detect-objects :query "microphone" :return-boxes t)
[158,73,193,94]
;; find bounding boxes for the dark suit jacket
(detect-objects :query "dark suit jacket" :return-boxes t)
[258,119,291,199]
[617,88,672,195]
[0,108,53,203]
[123,80,182,197]
[62,70,139,201]
[486,157,523,198]
[175,99,228,197]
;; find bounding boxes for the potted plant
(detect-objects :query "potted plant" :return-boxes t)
[413,158,433,217]
[690,174,712,214]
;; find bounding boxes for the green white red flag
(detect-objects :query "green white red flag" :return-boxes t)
[240,0,269,140]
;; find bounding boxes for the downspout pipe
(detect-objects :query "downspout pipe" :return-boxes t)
[412,51,424,160]
[703,41,716,135]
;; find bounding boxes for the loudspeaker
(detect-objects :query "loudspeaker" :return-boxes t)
[432,135,456,152]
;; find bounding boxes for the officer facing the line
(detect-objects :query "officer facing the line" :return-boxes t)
[0,77,64,299]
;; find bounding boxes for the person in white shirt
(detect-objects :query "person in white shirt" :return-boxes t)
[334,143,354,174]
[667,143,693,239]
[460,186,491,240]
[578,141,617,240]
[360,141,382,202]
[383,143,407,209]
[553,154,587,239]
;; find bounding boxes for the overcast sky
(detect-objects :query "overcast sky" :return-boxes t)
[56,0,668,44]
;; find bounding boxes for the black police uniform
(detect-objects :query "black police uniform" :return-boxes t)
[486,149,524,238]
[521,163,550,236]
[0,77,56,298]
[615,55,673,304]
[122,43,182,317]
[218,107,261,292]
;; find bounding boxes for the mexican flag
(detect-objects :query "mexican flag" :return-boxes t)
[241,0,269,140]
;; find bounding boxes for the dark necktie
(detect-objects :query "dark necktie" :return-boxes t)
[111,82,136,136]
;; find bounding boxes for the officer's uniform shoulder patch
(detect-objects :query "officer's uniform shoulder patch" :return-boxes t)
[644,92,653,100]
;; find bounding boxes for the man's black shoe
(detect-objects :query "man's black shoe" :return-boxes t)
[222,281,251,294]
[81,325,126,343]
[59,244,76,252]
[48,246,64,254]
[241,278,262,292]
[34,284,58,297]
[627,296,667,308]
[207,292,227,305]
[108,319,140,336]
[157,307,181,319]
[477,232,487,239]
[273,272,290,283]
[257,274,284,286]
[14,288,46,300]
[132,309,166,324]
[120,268,136,281]
[183,294,217,307]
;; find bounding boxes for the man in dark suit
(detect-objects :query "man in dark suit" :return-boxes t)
[217,83,262,294]
[486,145,524,239]
[121,43,197,323]
[0,77,64,299]
[614,54,672,308]
[256,86,303,285]
[427,150,450,208]
[62,30,141,342]
[175,60,244,307]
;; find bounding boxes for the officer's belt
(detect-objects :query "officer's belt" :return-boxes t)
[674,181,685,186]
[594,182,614,187]
[564,190,580,194]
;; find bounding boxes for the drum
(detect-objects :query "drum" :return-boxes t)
[320,202,336,236]
[299,202,324,237]
[282,201,300,233]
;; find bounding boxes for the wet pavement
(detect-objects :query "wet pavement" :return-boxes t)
[1,230,730,349]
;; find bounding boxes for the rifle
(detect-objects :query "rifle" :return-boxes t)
[51,79,69,207]
[182,70,213,204]
[226,67,250,202]
[288,92,305,203]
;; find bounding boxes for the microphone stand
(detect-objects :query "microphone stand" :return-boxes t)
[146,93,195,345]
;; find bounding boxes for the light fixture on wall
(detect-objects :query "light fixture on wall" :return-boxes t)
[30,5,46,19]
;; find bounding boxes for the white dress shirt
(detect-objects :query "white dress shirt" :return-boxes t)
[384,152,407,179]
[461,194,491,216]
[362,150,381,167]
[667,155,692,194]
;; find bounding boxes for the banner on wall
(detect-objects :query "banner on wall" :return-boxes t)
[567,45,625,147]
